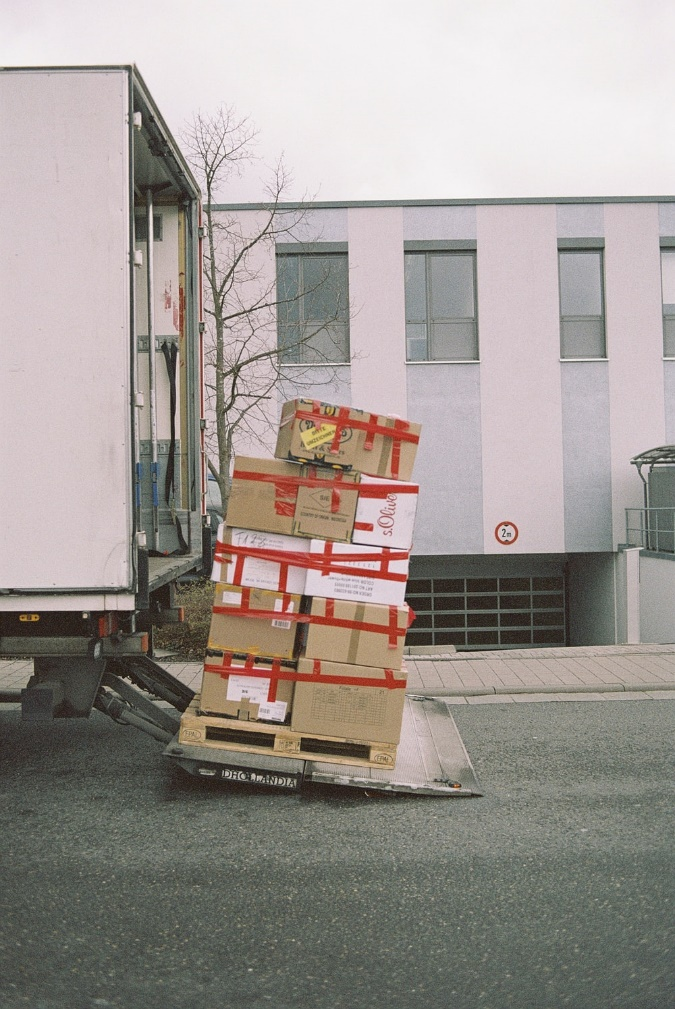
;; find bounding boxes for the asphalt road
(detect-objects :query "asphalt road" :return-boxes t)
[0,699,673,1009]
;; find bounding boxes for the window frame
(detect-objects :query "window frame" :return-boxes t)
[134,212,163,243]
[404,246,479,363]
[558,244,607,360]
[660,243,675,359]
[275,246,350,366]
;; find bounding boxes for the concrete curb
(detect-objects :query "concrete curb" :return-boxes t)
[406,682,675,698]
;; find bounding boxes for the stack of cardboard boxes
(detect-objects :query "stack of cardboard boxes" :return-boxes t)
[192,398,421,766]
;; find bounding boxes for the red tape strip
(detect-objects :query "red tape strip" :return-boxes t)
[205,652,287,703]
[294,407,419,445]
[211,602,411,643]
[214,540,410,582]
[232,466,356,493]
[204,654,407,691]
[353,482,418,497]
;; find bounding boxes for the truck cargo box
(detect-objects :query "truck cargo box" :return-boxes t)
[0,66,205,614]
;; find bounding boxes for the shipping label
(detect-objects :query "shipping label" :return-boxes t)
[272,598,294,630]
[299,423,338,450]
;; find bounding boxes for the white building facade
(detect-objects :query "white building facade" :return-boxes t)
[212,197,675,650]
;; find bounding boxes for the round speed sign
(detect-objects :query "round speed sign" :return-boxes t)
[495,521,519,546]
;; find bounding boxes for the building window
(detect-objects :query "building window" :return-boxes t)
[276,253,350,364]
[661,250,675,357]
[559,250,605,358]
[134,212,163,242]
[404,251,478,361]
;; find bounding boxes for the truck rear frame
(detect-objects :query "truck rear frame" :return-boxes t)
[0,66,208,720]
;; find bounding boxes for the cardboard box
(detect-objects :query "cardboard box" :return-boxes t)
[293,469,359,541]
[275,399,421,482]
[303,539,410,606]
[212,525,308,595]
[301,598,410,670]
[225,456,359,542]
[200,653,295,723]
[352,474,419,550]
[208,583,302,660]
[290,657,408,744]
[223,458,418,549]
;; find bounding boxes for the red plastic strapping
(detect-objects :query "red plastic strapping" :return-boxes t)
[308,607,409,641]
[267,658,281,702]
[387,605,399,649]
[320,540,334,578]
[232,465,353,516]
[212,601,298,622]
[307,658,405,689]
[214,539,410,583]
[204,652,284,703]
[293,407,419,446]
[210,594,412,647]
[390,424,402,480]
[364,413,377,452]
[204,653,407,692]
[210,602,410,643]
[214,541,294,594]
[354,482,418,497]
[328,406,351,454]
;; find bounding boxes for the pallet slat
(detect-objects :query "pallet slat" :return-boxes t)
[178,696,398,769]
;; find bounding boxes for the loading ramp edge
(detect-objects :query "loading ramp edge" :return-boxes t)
[163,696,483,797]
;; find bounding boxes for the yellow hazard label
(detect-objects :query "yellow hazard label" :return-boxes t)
[19,614,40,622]
[299,423,338,451]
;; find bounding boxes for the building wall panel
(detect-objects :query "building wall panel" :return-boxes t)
[664,362,675,441]
[639,554,675,642]
[403,205,476,241]
[476,204,565,553]
[561,362,613,551]
[556,202,604,238]
[605,203,665,545]
[406,364,483,554]
[347,207,408,417]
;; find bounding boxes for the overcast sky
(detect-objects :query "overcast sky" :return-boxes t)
[3,0,675,204]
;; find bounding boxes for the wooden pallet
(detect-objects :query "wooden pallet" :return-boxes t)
[178,696,398,769]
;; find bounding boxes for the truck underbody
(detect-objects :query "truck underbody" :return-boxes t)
[0,657,481,797]
[0,66,209,734]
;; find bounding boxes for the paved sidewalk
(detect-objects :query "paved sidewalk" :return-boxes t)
[403,643,675,704]
[2,643,675,704]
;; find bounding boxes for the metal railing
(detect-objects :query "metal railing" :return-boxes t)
[625,508,675,553]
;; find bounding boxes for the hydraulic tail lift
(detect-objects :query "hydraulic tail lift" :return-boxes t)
[3,660,482,796]
[162,692,482,796]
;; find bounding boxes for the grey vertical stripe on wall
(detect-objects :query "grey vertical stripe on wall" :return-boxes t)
[658,203,675,236]
[556,203,605,238]
[664,362,675,442]
[561,362,613,551]
[403,205,477,242]
[407,363,484,555]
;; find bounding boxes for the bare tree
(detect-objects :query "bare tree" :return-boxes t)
[181,107,350,516]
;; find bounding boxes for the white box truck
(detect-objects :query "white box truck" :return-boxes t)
[0,66,207,727]
[0,66,482,796]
